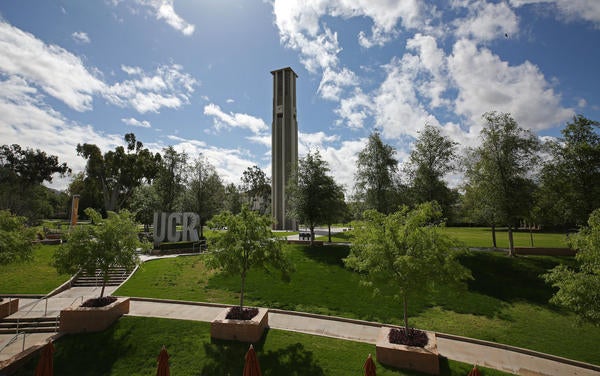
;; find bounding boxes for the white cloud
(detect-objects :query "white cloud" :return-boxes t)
[105,64,197,113]
[448,39,573,131]
[135,0,195,35]
[0,76,121,190]
[510,0,600,26]
[454,1,519,42]
[122,117,151,128]
[335,88,373,129]
[226,98,235,104]
[0,21,105,111]
[203,103,268,134]
[71,31,91,44]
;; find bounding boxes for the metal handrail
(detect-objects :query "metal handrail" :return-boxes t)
[0,331,26,354]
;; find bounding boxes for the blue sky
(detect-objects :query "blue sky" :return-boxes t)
[1,1,599,192]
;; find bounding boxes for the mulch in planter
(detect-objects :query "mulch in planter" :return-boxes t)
[80,296,117,308]
[388,327,429,348]
[226,306,259,320]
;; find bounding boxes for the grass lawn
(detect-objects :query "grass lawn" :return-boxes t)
[317,227,569,248]
[116,245,600,365]
[14,316,509,376]
[0,245,70,294]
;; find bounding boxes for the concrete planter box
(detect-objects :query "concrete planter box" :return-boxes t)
[210,307,268,343]
[376,327,440,375]
[0,298,19,318]
[59,297,130,333]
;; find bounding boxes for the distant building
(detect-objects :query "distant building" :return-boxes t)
[271,67,298,230]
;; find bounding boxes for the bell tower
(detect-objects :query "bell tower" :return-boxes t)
[271,67,298,230]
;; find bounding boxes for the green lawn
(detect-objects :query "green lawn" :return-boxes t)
[116,245,599,365]
[317,227,569,248]
[14,316,509,376]
[0,245,70,294]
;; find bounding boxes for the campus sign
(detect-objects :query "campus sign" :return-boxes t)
[153,212,200,248]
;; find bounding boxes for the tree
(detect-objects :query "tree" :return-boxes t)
[76,133,161,213]
[240,165,271,215]
[464,112,540,256]
[223,183,242,214]
[182,156,225,239]
[0,144,70,221]
[207,206,292,309]
[67,172,104,217]
[287,149,346,243]
[53,208,148,297]
[544,209,600,324]
[344,202,471,334]
[405,124,458,219]
[354,131,398,214]
[154,146,187,212]
[130,184,161,232]
[0,210,37,264]
[536,115,600,228]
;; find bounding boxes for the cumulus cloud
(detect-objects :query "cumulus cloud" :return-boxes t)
[105,64,197,113]
[203,103,268,134]
[448,39,573,131]
[0,21,105,111]
[71,31,91,44]
[122,117,151,128]
[510,0,600,26]
[454,1,519,42]
[135,0,195,35]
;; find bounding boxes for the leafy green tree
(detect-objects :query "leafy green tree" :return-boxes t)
[223,183,242,215]
[130,184,161,232]
[53,208,148,297]
[344,202,471,333]
[240,165,271,215]
[536,115,600,228]
[544,209,600,324]
[0,210,37,264]
[154,146,187,212]
[287,149,346,243]
[464,112,540,256]
[405,124,458,219]
[0,144,70,221]
[207,206,292,309]
[182,156,225,239]
[354,131,399,214]
[76,133,161,212]
[67,172,104,217]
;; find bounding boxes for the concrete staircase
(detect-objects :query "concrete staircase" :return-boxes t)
[71,267,132,287]
[0,317,58,335]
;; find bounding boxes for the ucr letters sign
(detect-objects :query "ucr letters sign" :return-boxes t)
[153,212,200,248]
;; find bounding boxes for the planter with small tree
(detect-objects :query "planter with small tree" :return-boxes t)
[54,208,148,333]
[344,202,472,375]
[207,206,291,342]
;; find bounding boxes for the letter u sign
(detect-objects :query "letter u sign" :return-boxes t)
[153,212,200,248]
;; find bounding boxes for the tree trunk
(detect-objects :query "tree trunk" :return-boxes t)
[310,224,315,246]
[530,228,534,247]
[100,272,107,298]
[491,223,497,248]
[328,224,332,242]
[403,294,409,334]
[240,271,246,309]
[507,225,515,256]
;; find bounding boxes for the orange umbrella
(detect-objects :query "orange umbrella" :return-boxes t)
[364,353,376,376]
[243,344,262,376]
[467,364,481,376]
[34,342,54,376]
[156,345,170,376]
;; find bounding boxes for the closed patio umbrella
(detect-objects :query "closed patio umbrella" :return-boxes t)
[156,345,170,376]
[467,364,481,376]
[243,344,262,376]
[34,341,54,376]
[364,353,376,376]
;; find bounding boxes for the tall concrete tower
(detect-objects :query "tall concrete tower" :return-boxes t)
[271,67,298,230]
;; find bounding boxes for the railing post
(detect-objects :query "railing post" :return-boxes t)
[22,333,26,351]
[45,297,48,316]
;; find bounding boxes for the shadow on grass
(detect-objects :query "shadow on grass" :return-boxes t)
[299,244,350,266]
[458,252,564,306]
[199,329,325,375]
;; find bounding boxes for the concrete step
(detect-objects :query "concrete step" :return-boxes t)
[0,317,58,334]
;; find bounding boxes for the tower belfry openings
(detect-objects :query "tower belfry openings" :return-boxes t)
[271,67,298,230]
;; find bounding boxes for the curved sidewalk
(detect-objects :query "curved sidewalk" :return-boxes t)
[127,297,600,376]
